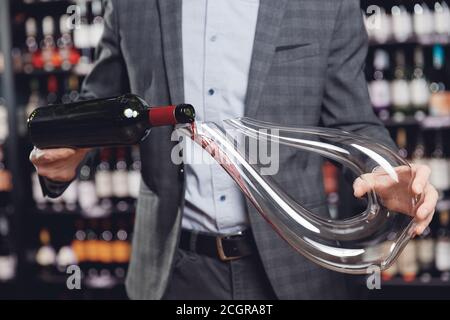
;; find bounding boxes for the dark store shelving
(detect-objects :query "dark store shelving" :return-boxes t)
[1,0,450,300]
[1,0,135,299]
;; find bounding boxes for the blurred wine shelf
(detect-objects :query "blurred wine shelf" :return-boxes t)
[1,0,450,300]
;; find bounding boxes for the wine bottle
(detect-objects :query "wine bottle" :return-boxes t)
[112,147,129,199]
[46,75,59,105]
[56,245,77,273]
[112,219,131,277]
[28,94,195,148]
[128,145,141,199]
[31,171,47,210]
[417,226,435,282]
[368,49,391,120]
[435,210,450,281]
[434,1,450,40]
[429,131,449,191]
[413,3,433,43]
[90,0,105,48]
[41,16,61,72]
[61,179,78,211]
[391,50,411,117]
[71,219,87,268]
[370,8,392,44]
[411,131,427,168]
[0,214,16,282]
[396,128,408,159]
[35,229,57,276]
[409,46,429,117]
[98,219,113,266]
[57,15,80,71]
[24,17,41,73]
[391,4,413,42]
[397,240,418,282]
[78,165,98,215]
[429,45,447,94]
[95,148,113,211]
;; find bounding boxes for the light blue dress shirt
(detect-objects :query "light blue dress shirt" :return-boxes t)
[181,0,260,234]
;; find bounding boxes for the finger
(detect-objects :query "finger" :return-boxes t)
[415,184,439,220]
[414,211,435,235]
[31,148,77,165]
[353,176,373,198]
[411,164,431,195]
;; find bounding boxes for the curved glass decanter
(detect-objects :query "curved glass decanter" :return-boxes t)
[177,118,417,274]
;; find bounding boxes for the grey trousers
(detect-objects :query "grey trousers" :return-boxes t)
[162,248,277,300]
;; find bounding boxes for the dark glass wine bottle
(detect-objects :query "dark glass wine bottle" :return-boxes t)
[27,94,195,148]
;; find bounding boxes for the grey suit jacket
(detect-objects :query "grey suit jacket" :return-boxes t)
[72,0,396,299]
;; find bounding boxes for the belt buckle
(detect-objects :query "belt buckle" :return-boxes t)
[216,234,243,262]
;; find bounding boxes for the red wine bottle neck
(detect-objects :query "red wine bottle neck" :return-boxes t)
[148,105,177,127]
[147,104,195,127]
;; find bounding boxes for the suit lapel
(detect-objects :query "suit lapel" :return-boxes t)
[157,0,184,104]
[245,0,289,118]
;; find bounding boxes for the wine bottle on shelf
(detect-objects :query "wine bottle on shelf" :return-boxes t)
[90,0,105,48]
[429,131,449,192]
[61,75,80,104]
[412,3,433,43]
[25,79,44,119]
[391,50,411,118]
[98,219,113,277]
[409,46,429,118]
[395,128,408,159]
[411,131,427,167]
[112,147,129,211]
[78,165,99,216]
[41,16,61,72]
[56,245,77,273]
[397,239,418,282]
[391,4,413,43]
[74,0,94,75]
[28,94,196,149]
[368,8,392,44]
[35,229,57,277]
[71,219,87,269]
[112,219,131,281]
[429,45,447,95]
[435,210,450,281]
[57,15,81,71]
[46,75,59,105]
[24,17,41,73]
[95,148,113,212]
[0,214,16,282]
[417,225,435,282]
[433,1,450,40]
[369,49,391,121]
[128,145,141,200]
[84,219,100,265]
[381,241,398,281]
[31,171,47,210]
[61,178,78,212]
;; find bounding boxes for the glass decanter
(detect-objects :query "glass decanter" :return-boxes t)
[176,118,418,275]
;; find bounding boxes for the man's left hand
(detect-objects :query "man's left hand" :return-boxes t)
[353,164,438,236]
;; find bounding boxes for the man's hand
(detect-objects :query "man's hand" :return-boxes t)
[30,147,91,182]
[353,164,438,236]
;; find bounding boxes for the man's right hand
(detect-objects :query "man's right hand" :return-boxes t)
[30,147,91,182]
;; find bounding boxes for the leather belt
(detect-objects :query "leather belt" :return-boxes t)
[179,229,255,262]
